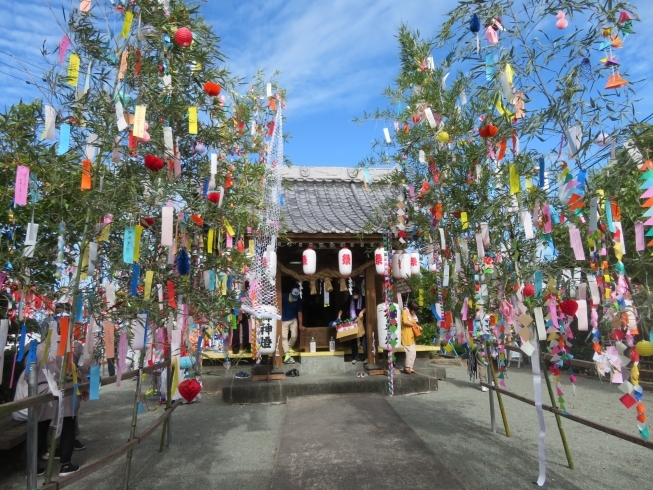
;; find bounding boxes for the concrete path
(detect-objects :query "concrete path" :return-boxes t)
[270,393,466,489]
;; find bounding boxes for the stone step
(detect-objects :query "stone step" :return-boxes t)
[221,371,439,404]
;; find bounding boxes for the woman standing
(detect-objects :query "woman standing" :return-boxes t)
[401,301,421,374]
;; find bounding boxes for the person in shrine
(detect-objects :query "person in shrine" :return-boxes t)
[400,300,421,374]
[233,281,252,354]
[281,286,305,363]
[337,287,367,364]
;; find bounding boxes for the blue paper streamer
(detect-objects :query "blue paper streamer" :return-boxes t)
[131,263,140,296]
[534,271,543,298]
[25,339,38,373]
[605,199,615,233]
[430,304,441,321]
[485,54,495,81]
[123,227,135,264]
[549,206,560,224]
[58,123,71,155]
[89,365,100,400]
[279,190,285,206]
[17,324,27,362]
[539,157,545,187]
[141,311,149,350]
[74,293,84,323]
[208,270,216,291]
[195,332,203,366]
[577,169,587,195]
[203,179,209,197]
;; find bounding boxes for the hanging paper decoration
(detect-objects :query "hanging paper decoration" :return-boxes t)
[174,27,193,47]
[338,247,352,277]
[556,12,568,29]
[176,248,190,275]
[469,13,481,54]
[144,154,165,172]
[203,81,221,97]
[302,247,316,276]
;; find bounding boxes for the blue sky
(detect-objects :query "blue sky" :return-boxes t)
[1,0,652,167]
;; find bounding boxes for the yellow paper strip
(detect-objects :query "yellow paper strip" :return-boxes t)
[603,274,611,283]
[99,223,111,242]
[133,225,143,262]
[461,212,468,230]
[509,164,520,195]
[171,356,179,398]
[221,274,227,295]
[41,329,52,368]
[525,176,532,189]
[248,239,254,255]
[418,289,424,306]
[224,219,235,237]
[122,11,134,39]
[188,107,198,134]
[144,271,154,299]
[68,54,80,86]
[207,229,214,254]
[605,287,612,299]
[133,105,146,139]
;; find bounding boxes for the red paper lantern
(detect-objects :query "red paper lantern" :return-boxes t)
[177,378,201,402]
[523,284,535,297]
[206,191,221,203]
[190,214,204,226]
[203,81,221,97]
[144,154,165,172]
[174,27,193,47]
[140,217,155,229]
[560,299,578,317]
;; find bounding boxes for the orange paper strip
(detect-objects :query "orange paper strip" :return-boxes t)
[57,317,69,355]
[81,159,92,190]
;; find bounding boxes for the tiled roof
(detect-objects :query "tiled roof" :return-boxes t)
[280,166,395,234]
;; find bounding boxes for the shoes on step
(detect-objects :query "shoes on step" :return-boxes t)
[42,449,60,460]
[59,463,80,477]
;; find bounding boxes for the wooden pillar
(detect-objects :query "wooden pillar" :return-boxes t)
[273,266,284,368]
[364,265,377,365]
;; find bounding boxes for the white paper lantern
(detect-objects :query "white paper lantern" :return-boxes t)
[338,247,352,277]
[399,251,410,278]
[374,247,385,275]
[302,247,316,275]
[392,251,401,279]
[410,251,420,276]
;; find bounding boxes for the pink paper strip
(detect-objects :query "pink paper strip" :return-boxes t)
[641,187,653,199]
[14,166,30,206]
[569,227,585,260]
[542,204,552,233]
[59,36,71,64]
[635,221,645,251]
[461,298,468,321]
[549,299,559,328]
[116,331,127,387]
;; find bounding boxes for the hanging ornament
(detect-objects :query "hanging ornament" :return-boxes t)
[605,71,628,89]
[174,27,193,47]
[469,13,481,55]
[523,284,535,297]
[140,217,155,229]
[264,245,277,282]
[144,154,165,172]
[595,132,611,147]
[436,131,449,143]
[203,81,221,97]
[579,57,593,81]
[479,123,498,138]
[176,248,190,275]
[194,142,206,155]
[556,11,568,29]
[338,247,352,277]
[302,247,316,276]
[190,214,204,227]
[374,247,385,275]
[206,191,221,203]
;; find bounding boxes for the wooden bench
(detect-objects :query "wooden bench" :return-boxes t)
[0,414,27,450]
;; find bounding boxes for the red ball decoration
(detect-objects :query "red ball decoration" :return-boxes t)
[140,217,155,229]
[560,299,578,317]
[177,378,201,403]
[174,27,193,47]
[203,82,221,97]
[523,284,535,297]
[206,191,221,203]
[144,154,165,172]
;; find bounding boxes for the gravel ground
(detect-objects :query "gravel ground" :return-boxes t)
[389,363,652,490]
[0,364,650,489]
